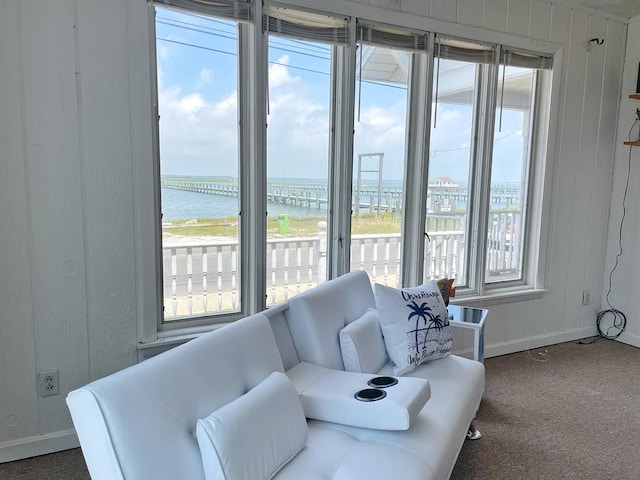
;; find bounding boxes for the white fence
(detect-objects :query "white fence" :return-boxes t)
[163,211,521,320]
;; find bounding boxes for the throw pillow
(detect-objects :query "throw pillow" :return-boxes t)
[339,308,388,373]
[374,281,452,375]
[196,372,308,480]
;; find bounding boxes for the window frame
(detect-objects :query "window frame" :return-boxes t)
[139,0,560,343]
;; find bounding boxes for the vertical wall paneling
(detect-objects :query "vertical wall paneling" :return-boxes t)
[502,302,528,346]
[541,4,572,338]
[563,14,607,331]
[400,0,430,17]
[482,303,510,347]
[76,0,138,380]
[528,0,552,41]
[549,3,572,44]
[583,19,625,323]
[457,0,484,28]
[523,297,548,339]
[483,0,508,32]
[430,0,457,23]
[20,0,90,435]
[370,0,401,11]
[0,1,40,447]
[604,17,640,345]
[544,9,588,334]
[506,0,531,36]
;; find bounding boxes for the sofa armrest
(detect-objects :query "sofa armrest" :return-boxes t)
[286,362,431,430]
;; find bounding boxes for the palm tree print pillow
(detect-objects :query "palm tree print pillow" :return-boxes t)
[374,281,452,376]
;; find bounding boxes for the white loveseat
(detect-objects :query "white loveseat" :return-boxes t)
[67,271,484,479]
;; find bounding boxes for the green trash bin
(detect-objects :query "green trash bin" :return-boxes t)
[277,214,290,234]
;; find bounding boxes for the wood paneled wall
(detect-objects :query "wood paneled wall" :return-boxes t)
[0,0,629,461]
[604,17,640,347]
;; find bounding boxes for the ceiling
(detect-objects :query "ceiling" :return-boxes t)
[561,0,640,19]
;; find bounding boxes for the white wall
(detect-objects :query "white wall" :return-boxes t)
[0,0,628,461]
[602,15,640,347]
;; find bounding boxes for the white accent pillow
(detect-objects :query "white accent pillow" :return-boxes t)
[374,281,452,376]
[339,308,388,373]
[196,372,308,480]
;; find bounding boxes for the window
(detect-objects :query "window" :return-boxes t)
[486,62,537,283]
[425,55,480,286]
[265,33,332,304]
[423,38,551,294]
[348,23,427,288]
[350,43,410,287]
[145,1,554,337]
[153,4,246,328]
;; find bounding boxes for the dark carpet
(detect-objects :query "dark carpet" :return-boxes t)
[451,338,640,480]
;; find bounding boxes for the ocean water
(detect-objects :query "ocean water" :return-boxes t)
[161,187,326,222]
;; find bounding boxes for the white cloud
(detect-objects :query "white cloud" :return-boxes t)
[195,68,214,89]
[177,93,206,115]
[157,59,515,183]
[158,84,238,176]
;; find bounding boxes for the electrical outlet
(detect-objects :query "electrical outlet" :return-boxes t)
[582,290,591,306]
[37,370,59,397]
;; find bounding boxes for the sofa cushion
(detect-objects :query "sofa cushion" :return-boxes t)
[196,372,308,480]
[339,308,388,373]
[374,281,452,375]
[286,270,376,370]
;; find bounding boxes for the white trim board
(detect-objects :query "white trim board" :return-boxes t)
[0,429,79,463]
[616,331,640,349]
[484,326,599,358]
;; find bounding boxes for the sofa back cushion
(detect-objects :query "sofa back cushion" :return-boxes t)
[285,270,376,371]
[67,313,284,480]
[339,308,388,373]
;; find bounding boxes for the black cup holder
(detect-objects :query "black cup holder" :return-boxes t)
[367,376,398,388]
[354,388,387,402]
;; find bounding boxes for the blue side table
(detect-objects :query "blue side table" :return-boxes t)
[447,305,488,363]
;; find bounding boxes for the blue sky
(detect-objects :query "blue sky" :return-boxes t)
[155,7,526,184]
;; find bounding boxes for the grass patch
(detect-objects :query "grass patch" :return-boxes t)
[352,213,401,234]
[164,213,403,237]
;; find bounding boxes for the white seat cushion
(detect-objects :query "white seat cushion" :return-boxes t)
[278,355,484,480]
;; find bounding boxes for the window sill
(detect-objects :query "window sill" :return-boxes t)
[137,288,547,359]
[450,287,548,308]
[137,323,231,360]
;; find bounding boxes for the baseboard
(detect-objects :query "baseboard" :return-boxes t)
[484,327,598,359]
[0,429,79,463]
[616,331,640,349]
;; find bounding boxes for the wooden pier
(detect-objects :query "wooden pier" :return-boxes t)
[160,178,521,213]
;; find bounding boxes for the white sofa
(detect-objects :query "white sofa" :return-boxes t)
[67,271,484,480]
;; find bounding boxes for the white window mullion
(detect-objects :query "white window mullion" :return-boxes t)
[238,6,268,314]
[401,39,433,287]
[473,61,499,291]
[144,2,164,341]
[327,18,357,279]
